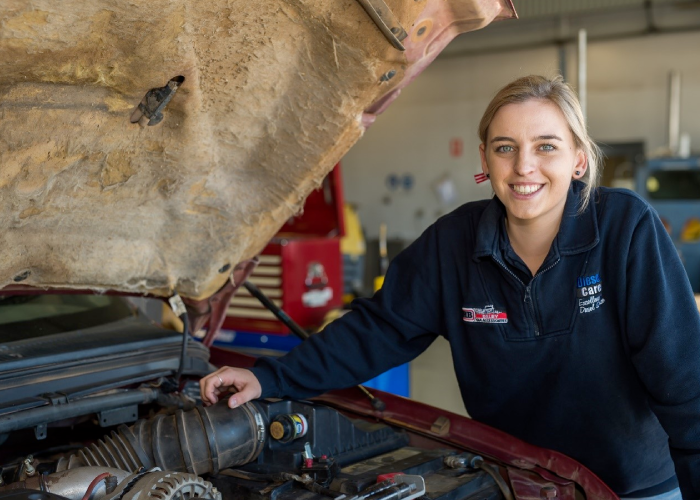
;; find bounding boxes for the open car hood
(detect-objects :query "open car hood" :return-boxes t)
[0,0,516,300]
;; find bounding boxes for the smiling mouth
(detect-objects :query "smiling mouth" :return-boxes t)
[510,184,543,195]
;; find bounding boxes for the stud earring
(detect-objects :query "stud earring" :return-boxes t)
[575,171,581,176]
[474,172,490,184]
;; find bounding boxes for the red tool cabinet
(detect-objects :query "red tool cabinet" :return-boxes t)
[223,166,345,334]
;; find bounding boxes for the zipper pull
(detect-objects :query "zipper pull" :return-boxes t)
[524,286,539,336]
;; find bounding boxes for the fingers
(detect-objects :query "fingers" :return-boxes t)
[226,381,260,408]
[200,369,227,406]
[199,367,262,409]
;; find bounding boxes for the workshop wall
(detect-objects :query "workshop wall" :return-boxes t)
[342,30,700,242]
[583,32,700,155]
[342,45,559,242]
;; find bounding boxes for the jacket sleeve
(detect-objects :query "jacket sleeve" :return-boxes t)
[249,224,445,400]
[624,207,700,499]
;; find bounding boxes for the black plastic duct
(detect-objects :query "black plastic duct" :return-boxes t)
[58,401,265,475]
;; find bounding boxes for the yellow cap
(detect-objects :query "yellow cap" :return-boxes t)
[270,421,285,440]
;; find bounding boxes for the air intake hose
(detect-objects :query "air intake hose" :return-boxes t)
[58,401,266,475]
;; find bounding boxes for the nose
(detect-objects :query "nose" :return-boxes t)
[513,149,536,176]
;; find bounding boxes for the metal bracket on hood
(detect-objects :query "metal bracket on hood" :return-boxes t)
[130,75,185,126]
[355,0,408,51]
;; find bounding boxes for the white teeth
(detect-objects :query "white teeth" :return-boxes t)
[511,184,542,195]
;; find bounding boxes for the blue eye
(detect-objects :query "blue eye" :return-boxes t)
[540,144,556,151]
[496,145,514,153]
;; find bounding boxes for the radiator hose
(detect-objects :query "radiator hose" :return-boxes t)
[57,401,266,475]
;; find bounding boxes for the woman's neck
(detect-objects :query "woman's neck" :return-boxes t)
[505,214,562,276]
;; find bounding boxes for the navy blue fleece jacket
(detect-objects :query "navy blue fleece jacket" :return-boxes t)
[250,182,700,498]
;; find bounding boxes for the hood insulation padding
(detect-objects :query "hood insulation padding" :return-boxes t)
[0,0,515,299]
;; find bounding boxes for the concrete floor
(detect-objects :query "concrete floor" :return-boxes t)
[410,337,468,417]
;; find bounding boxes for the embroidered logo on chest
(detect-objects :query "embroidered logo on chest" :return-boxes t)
[462,305,508,324]
[577,273,605,314]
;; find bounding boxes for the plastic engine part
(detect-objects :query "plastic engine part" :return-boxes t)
[58,401,265,475]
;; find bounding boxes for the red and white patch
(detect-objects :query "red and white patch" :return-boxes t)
[462,305,508,324]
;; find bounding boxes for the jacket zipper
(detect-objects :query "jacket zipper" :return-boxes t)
[494,257,561,336]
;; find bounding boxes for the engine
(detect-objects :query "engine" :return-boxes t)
[0,297,508,500]
[0,396,503,500]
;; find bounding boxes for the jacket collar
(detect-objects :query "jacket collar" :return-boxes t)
[473,181,599,261]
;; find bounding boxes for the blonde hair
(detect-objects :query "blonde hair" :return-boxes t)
[478,75,601,211]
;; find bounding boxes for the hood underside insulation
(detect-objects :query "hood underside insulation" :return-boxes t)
[0,0,515,299]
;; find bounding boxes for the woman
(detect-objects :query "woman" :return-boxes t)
[201,75,700,499]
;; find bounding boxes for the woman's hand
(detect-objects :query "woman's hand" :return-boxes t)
[200,367,262,408]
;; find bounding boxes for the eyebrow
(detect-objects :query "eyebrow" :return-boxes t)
[490,134,564,143]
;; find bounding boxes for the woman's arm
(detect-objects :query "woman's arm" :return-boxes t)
[205,223,446,406]
[625,207,700,499]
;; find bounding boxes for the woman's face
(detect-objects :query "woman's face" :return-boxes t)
[479,98,587,227]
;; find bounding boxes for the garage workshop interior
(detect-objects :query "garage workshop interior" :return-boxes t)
[2,2,700,500]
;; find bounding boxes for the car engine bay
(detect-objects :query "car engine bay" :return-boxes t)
[0,296,508,500]
[1,398,504,500]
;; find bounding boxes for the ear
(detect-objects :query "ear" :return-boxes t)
[572,149,587,179]
[479,143,489,176]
